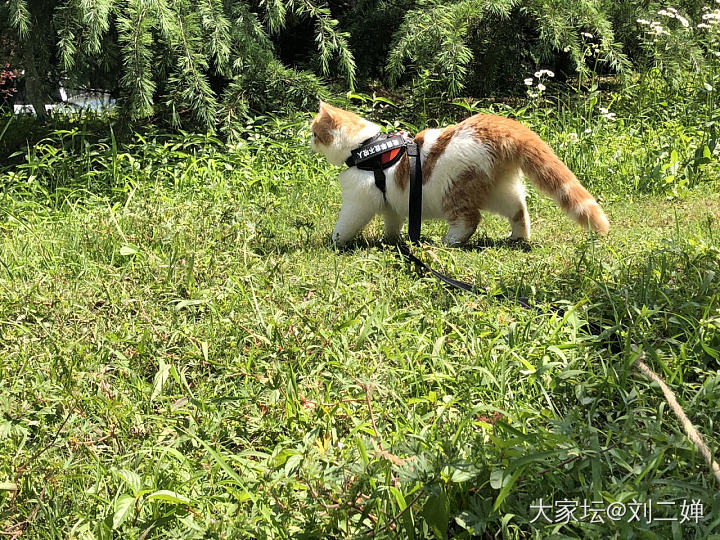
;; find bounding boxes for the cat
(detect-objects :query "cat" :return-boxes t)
[310,102,609,247]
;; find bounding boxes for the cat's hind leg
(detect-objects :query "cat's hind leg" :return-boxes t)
[508,204,530,240]
[441,169,486,246]
[485,175,530,240]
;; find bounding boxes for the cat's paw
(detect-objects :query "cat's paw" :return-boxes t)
[442,233,470,247]
[331,230,355,249]
[330,235,347,248]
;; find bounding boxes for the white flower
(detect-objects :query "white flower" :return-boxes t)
[537,83,546,91]
[704,82,714,91]
[524,78,534,86]
[584,128,592,134]
[599,107,616,120]
[568,132,579,142]
[534,69,555,78]
[637,18,651,25]
[698,23,711,28]
[581,32,594,39]
[658,9,670,16]
[677,15,689,27]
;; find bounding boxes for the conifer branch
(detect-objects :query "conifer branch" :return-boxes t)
[7,0,31,39]
[117,0,156,119]
[198,0,231,76]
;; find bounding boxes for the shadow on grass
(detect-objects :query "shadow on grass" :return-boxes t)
[326,233,532,254]
[469,235,532,252]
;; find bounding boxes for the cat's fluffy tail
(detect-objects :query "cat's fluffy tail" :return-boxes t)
[519,136,609,234]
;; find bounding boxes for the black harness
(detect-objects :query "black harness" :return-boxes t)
[345,133,407,197]
[345,132,423,244]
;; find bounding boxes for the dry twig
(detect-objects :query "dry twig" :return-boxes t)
[634,352,720,485]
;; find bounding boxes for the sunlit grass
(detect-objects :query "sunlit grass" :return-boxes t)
[0,96,719,538]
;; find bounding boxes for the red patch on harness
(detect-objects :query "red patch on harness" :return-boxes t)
[380,147,402,165]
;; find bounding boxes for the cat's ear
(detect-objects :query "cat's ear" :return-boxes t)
[318,101,334,118]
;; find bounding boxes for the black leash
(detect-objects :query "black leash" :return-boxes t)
[399,138,619,351]
[397,241,619,350]
[407,142,422,244]
[396,243,534,308]
[343,131,618,350]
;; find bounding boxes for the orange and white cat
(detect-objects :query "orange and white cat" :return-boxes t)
[310,102,609,246]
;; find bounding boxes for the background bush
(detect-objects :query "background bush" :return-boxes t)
[1,0,719,129]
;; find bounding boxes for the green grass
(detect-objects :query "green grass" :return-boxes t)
[0,101,719,539]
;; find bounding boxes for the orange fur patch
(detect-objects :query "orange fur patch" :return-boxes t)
[312,103,367,145]
[394,153,410,192]
[462,114,609,234]
[443,168,493,227]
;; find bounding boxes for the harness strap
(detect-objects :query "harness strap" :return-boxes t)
[407,142,422,244]
[373,169,386,198]
[346,134,405,169]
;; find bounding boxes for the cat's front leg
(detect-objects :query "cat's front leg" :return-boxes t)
[331,202,377,247]
[382,207,404,244]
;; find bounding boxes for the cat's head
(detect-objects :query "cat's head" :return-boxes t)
[310,102,379,166]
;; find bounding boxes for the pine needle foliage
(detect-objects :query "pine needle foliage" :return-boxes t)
[1,0,354,129]
[385,0,629,98]
[2,0,710,125]
[7,0,31,39]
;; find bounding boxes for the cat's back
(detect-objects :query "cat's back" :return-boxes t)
[457,113,536,143]
[416,114,535,148]
[413,114,541,169]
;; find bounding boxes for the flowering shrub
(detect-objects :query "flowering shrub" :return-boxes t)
[635,3,720,91]
[0,37,19,102]
[525,69,554,99]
